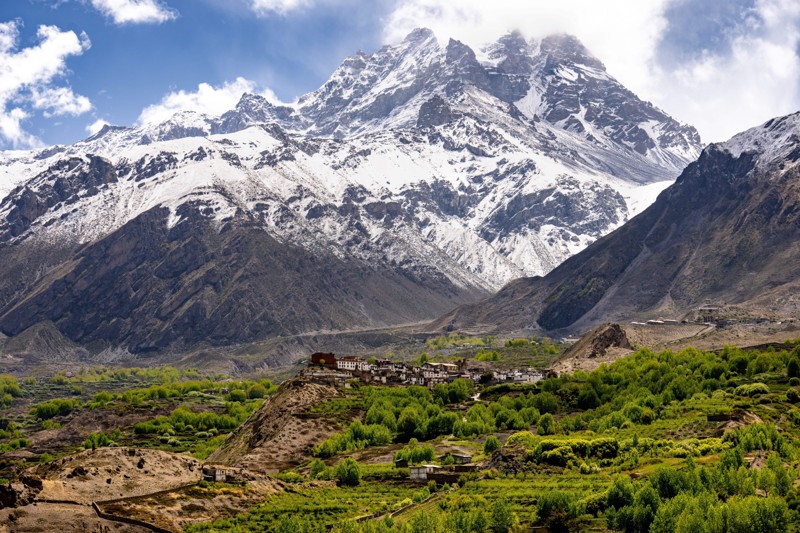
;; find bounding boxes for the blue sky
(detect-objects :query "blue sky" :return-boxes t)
[1,0,799,149]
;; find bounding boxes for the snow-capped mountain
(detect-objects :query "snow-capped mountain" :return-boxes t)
[435,111,800,335]
[0,29,702,353]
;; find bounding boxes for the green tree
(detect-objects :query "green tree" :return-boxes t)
[538,413,556,435]
[335,458,361,487]
[397,406,425,441]
[484,435,501,455]
[490,499,513,533]
[247,383,267,399]
[633,485,660,532]
[577,386,600,409]
[533,392,559,414]
[226,389,247,402]
[788,358,800,378]
[409,511,439,533]
[607,476,635,509]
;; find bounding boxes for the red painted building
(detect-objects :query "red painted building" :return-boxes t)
[311,352,337,367]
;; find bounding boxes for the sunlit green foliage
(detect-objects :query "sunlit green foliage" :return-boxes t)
[30,398,80,420]
[425,333,496,350]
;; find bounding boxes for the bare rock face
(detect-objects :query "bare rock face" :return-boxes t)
[0,475,43,509]
[587,324,632,358]
[0,155,117,241]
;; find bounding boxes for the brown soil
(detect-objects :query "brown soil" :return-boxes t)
[30,447,202,504]
[99,479,283,532]
[0,502,147,533]
[209,378,352,473]
[26,405,175,452]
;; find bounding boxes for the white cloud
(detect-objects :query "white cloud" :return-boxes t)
[250,0,313,15]
[0,108,41,149]
[137,77,282,125]
[88,0,177,25]
[0,21,92,148]
[86,118,111,135]
[31,86,92,117]
[382,0,800,143]
[653,0,800,142]
[384,0,670,98]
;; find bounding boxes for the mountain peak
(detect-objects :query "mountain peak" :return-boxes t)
[403,27,436,44]
[445,38,479,63]
[722,111,800,170]
[235,92,273,111]
[493,30,531,52]
[540,33,605,71]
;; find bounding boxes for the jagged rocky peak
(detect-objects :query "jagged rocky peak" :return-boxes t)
[722,111,800,169]
[539,33,606,72]
[483,30,536,73]
[216,92,297,134]
[85,123,127,142]
[404,27,436,44]
[137,110,215,145]
[234,93,274,114]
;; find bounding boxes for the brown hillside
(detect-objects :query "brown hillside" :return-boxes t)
[209,378,352,473]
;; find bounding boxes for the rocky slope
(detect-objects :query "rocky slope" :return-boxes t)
[435,112,800,334]
[209,379,349,473]
[0,29,701,356]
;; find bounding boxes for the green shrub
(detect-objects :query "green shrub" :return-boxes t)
[275,471,304,483]
[734,383,770,397]
[83,430,121,450]
[484,435,501,454]
[505,431,537,449]
[504,338,530,348]
[92,391,115,405]
[540,446,576,466]
[226,389,247,402]
[30,398,79,420]
[335,458,361,486]
[537,413,555,435]
[247,384,268,399]
[474,350,499,361]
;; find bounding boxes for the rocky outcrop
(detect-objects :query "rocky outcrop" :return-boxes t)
[209,379,350,473]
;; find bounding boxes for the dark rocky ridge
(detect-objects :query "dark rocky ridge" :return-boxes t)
[0,206,480,353]
[0,156,117,241]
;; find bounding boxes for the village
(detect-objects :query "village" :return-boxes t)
[301,352,552,389]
